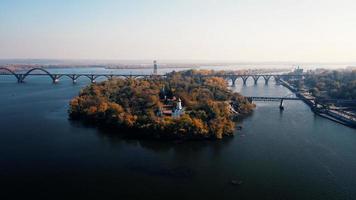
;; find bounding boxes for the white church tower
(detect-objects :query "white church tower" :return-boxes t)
[177,98,182,110]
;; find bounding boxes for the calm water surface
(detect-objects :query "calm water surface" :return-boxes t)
[0,68,355,199]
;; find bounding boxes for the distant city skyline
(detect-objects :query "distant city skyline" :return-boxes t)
[1,0,356,63]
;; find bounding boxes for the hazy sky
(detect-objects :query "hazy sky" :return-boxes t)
[1,0,356,62]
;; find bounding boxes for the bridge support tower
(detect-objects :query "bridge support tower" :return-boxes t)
[263,75,271,85]
[16,74,24,83]
[231,76,237,87]
[252,75,260,85]
[279,99,284,110]
[52,75,60,84]
[241,76,249,85]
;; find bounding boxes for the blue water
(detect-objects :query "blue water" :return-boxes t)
[0,68,355,200]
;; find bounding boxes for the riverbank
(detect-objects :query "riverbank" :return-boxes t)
[280,79,356,128]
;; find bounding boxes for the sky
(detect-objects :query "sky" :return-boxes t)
[1,0,356,62]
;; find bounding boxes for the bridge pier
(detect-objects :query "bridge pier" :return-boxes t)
[252,75,260,85]
[241,76,249,85]
[231,76,237,87]
[263,75,271,85]
[90,75,96,83]
[16,74,24,83]
[71,75,79,84]
[279,99,284,110]
[52,75,60,84]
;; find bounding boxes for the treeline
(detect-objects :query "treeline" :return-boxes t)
[69,70,255,140]
[302,70,356,99]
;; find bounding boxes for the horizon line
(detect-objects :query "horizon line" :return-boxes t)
[1,58,356,65]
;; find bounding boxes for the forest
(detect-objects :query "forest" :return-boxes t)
[69,70,255,140]
[288,69,356,99]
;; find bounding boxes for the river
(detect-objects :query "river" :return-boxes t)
[0,68,355,200]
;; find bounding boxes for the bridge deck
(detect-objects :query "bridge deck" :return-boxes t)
[0,73,154,76]
[246,96,300,101]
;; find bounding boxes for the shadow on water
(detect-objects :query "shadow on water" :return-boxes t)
[279,107,284,120]
[69,119,238,180]
[69,119,235,153]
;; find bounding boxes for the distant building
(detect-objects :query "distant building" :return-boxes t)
[153,60,158,75]
[172,98,184,118]
[293,66,303,75]
[176,98,182,110]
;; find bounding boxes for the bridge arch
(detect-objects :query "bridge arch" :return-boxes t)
[22,68,56,82]
[91,75,112,82]
[95,75,111,79]
[238,75,252,85]
[83,74,109,83]
[133,75,150,79]
[64,74,76,79]
[0,67,24,82]
[23,68,53,76]
[262,75,272,84]
[0,67,20,80]
[0,67,17,76]
[65,75,91,83]
[225,75,238,86]
[252,75,261,85]
[116,75,135,79]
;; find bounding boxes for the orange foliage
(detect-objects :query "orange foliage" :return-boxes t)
[68,70,255,139]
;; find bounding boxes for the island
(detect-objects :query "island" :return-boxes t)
[68,70,255,140]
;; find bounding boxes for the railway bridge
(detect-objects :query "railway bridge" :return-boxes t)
[246,96,301,109]
[198,74,305,85]
[0,67,306,85]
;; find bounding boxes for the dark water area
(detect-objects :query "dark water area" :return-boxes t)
[0,68,355,200]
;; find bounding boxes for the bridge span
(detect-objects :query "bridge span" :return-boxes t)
[246,96,301,109]
[246,96,300,101]
[0,67,158,84]
[0,67,305,85]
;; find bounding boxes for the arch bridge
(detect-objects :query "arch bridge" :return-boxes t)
[198,74,306,86]
[0,67,305,85]
[0,67,159,84]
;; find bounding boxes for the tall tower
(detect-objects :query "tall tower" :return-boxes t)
[153,60,158,75]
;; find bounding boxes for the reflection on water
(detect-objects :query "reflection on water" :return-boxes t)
[0,68,356,200]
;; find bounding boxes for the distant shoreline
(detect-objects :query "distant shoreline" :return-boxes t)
[1,59,356,70]
[1,64,199,72]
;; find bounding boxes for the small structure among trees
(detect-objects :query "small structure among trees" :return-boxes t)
[157,86,184,118]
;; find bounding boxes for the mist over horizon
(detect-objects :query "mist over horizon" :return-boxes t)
[1,58,355,70]
[1,0,356,64]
